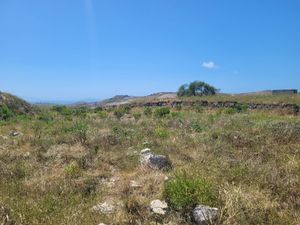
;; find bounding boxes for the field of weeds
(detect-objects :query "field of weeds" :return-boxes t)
[0,105,299,225]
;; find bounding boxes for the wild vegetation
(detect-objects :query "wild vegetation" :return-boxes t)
[0,97,300,225]
[177,81,218,97]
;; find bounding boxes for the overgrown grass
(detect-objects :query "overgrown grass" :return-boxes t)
[0,105,299,224]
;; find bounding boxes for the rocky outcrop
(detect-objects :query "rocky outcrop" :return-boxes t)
[0,92,34,115]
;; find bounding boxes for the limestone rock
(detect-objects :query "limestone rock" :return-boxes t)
[192,205,218,225]
[91,201,115,214]
[150,200,168,215]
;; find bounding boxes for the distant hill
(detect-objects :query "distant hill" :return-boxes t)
[0,91,34,114]
[73,92,177,107]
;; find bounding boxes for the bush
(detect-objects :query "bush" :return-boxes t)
[154,107,170,118]
[144,107,152,117]
[155,127,169,138]
[114,108,125,119]
[191,121,203,133]
[38,113,53,124]
[234,103,248,113]
[164,172,217,211]
[65,122,88,145]
[98,111,108,119]
[73,107,88,117]
[64,163,80,178]
[52,105,73,116]
[0,105,14,121]
[133,112,142,121]
[193,103,203,113]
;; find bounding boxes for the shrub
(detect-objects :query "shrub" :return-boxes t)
[191,121,203,133]
[65,122,88,145]
[94,106,104,112]
[154,127,169,138]
[144,107,152,117]
[164,172,217,211]
[98,111,108,119]
[133,112,142,121]
[52,105,73,116]
[223,108,237,115]
[175,104,182,111]
[73,107,88,117]
[114,107,129,119]
[64,163,80,178]
[193,103,203,113]
[38,113,53,124]
[0,105,14,121]
[154,107,170,118]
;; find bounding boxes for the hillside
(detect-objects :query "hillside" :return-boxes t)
[0,91,34,114]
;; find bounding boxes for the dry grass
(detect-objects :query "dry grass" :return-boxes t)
[0,105,299,224]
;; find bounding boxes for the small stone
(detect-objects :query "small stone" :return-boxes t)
[140,148,151,154]
[150,200,168,215]
[130,180,142,188]
[98,223,106,225]
[91,201,115,214]
[10,131,20,137]
[192,205,218,225]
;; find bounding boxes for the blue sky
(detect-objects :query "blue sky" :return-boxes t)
[1,0,300,102]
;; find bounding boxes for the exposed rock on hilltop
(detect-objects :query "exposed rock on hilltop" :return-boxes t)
[0,91,34,114]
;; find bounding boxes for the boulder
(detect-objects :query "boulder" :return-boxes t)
[140,148,171,170]
[150,200,168,215]
[192,205,218,225]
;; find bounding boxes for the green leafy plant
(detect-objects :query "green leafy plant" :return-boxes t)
[133,112,142,121]
[0,105,14,121]
[164,172,217,211]
[64,163,80,178]
[154,107,170,118]
[144,107,153,117]
[98,110,108,118]
[155,127,169,138]
[191,121,203,133]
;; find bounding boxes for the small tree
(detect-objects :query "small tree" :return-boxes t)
[177,81,218,97]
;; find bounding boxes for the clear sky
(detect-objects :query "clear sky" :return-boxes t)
[1,0,300,102]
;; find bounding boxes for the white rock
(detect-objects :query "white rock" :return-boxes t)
[10,131,20,137]
[130,180,142,188]
[150,200,168,215]
[192,205,218,225]
[98,223,106,225]
[92,201,115,214]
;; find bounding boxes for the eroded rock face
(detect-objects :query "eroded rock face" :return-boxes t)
[150,200,168,215]
[192,205,218,225]
[140,148,172,170]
